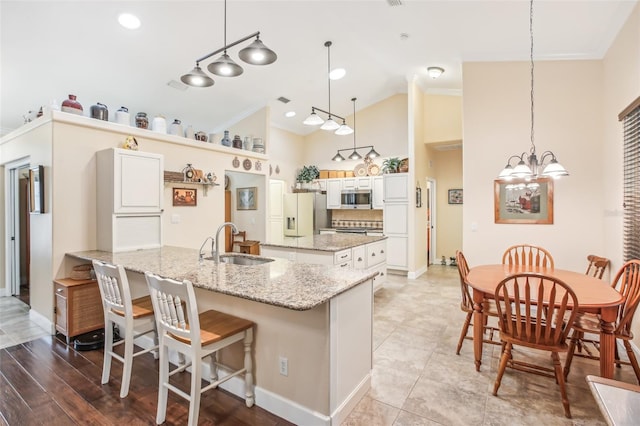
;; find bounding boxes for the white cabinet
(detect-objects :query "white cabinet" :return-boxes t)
[372,176,384,210]
[97,148,164,252]
[268,180,285,240]
[316,179,327,192]
[326,179,342,209]
[342,177,371,190]
[383,174,409,271]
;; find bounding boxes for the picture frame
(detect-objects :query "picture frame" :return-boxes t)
[448,189,463,204]
[29,165,44,214]
[237,187,257,210]
[494,178,554,224]
[172,187,197,207]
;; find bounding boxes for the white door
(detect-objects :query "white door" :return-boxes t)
[427,178,436,266]
[4,159,30,298]
[268,179,285,239]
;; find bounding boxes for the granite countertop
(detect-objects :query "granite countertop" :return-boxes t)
[67,246,376,311]
[261,233,387,252]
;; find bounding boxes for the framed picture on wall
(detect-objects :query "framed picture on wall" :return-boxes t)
[237,187,257,210]
[448,189,463,204]
[173,187,197,206]
[494,178,553,224]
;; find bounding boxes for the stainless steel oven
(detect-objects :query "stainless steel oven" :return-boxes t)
[340,190,372,209]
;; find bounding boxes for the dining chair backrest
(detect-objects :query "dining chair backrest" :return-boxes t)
[611,259,640,335]
[145,272,202,348]
[456,250,473,311]
[502,244,555,269]
[93,260,134,320]
[585,255,610,279]
[494,273,577,348]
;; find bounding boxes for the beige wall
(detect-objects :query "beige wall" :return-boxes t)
[462,59,604,272]
[409,80,426,274]
[425,94,463,143]
[433,148,463,261]
[268,126,305,191]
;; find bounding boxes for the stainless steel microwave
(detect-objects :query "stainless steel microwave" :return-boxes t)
[341,190,372,209]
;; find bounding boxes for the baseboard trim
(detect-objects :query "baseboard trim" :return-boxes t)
[408,265,428,280]
[330,373,370,425]
[29,308,55,335]
[135,335,336,426]
[0,287,9,297]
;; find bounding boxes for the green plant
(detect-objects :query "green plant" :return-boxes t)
[296,165,320,183]
[382,157,401,174]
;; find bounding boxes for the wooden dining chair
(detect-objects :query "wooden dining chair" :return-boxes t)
[564,259,640,384]
[493,273,579,418]
[232,231,247,252]
[145,272,255,426]
[502,244,554,269]
[585,255,610,279]
[93,260,159,398]
[455,251,500,355]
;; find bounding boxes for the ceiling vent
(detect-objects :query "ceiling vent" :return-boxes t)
[277,96,291,104]
[387,0,403,6]
[167,80,188,91]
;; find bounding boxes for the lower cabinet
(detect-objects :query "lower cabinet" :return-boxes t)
[54,278,104,344]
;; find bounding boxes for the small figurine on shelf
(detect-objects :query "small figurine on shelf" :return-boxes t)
[182,163,195,182]
[122,136,139,150]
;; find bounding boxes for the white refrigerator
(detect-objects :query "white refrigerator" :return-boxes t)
[283,192,330,236]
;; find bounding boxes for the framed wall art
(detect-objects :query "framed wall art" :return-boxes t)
[448,189,463,204]
[494,178,553,224]
[29,165,44,214]
[173,187,197,206]
[237,187,257,210]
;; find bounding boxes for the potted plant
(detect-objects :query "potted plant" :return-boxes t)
[382,157,401,174]
[296,165,319,188]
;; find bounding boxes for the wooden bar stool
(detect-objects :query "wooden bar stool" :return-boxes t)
[93,260,158,398]
[145,272,255,426]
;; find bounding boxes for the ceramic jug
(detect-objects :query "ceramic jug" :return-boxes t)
[221,130,231,147]
[61,94,83,115]
[115,106,130,125]
[152,115,167,133]
[185,125,195,139]
[169,119,183,136]
[90,103,109,121]
[195,131,208,142]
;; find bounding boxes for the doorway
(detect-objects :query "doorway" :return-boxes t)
[5,159,31,305]
[426,178,436,266]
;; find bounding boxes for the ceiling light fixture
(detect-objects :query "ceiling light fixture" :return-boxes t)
[497,0,568,180]
[180,0,276,87]
[329,68,346,80]
[303,41,352,136]
[332,98,380,162]
[427,66,444,79]
[118,13,141,30]
[285,111,296,118]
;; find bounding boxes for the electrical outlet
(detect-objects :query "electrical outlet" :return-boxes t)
[279,356,288,376]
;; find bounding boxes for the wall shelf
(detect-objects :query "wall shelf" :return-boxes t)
[164,170,219,196]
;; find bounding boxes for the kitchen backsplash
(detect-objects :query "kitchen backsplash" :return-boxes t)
[332,209,383,229]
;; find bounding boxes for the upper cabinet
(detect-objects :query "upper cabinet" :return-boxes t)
[342,177,371,190]
[372,176,384,209]
[383,174,409,203]
[326,179,342,209]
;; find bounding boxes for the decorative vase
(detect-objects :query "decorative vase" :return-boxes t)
[135,112,149,129]
[243,136,253,151]
[185,125,195,139]
[221,130,231,147]
[169,119,183,136]
[61,94,83,115]
[232,134,243,149]
[90,103,109,121]
[152,115,166,133]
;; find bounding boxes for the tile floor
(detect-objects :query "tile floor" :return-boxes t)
[1,266,636,425]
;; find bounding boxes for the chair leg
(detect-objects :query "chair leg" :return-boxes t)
[563,331,580,381]
[156,344,169,425]
[188,354,202,426]
[209,351,218,385]
[623,340,640,385]
[552,352,571,418]
[120,329,134,398]
[101,319,113,385]
[615,340,622,368]
[244,328,255,408]
[493,343,512,396]
[456,312,472,355]
[152,321,159,360]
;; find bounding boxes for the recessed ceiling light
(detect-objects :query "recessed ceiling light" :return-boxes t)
[285,111,296,118]
[118,13,141,30]
[329,68,346,80]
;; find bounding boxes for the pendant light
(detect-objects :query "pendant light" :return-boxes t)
[331,98,380,162]
[303,41,353,135]
[497,0,568,180]
[180,0,277,87]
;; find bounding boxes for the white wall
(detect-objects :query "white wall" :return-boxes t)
[462,60,605,272]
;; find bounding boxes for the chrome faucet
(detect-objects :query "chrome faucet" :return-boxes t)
[198,236,214,263]
[214,222,239,264]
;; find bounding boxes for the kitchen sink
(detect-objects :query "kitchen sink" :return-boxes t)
[205,254,274,266]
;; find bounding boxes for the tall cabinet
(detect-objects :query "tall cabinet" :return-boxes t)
[383,174,409,270]
[97,148,164,252]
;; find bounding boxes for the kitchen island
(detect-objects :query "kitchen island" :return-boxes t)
[262,233,388,291]
[67,246,375,426]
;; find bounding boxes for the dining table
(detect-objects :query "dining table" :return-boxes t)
[466,264,624,379]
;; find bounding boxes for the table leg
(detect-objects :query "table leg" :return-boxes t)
[472,289,485,372]
[599,306,617,379]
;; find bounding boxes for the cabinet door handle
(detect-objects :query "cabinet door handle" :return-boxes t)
[56,288,63,293]
[358,257,363,262]
[371,253,376,257]
[340,254,348,259]
[380,250,385,254]
[339,262,349,268]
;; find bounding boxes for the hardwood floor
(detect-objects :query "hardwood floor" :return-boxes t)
[0,335,293,425]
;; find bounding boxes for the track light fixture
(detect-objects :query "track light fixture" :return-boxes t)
[303,41,353,136]
[332,98,380,162]
[180,0,277,87]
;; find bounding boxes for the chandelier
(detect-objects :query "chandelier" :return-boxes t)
[332,98,380,161]
[497,0,568,180]
[180,0,277,87]
[303,41,353,136]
